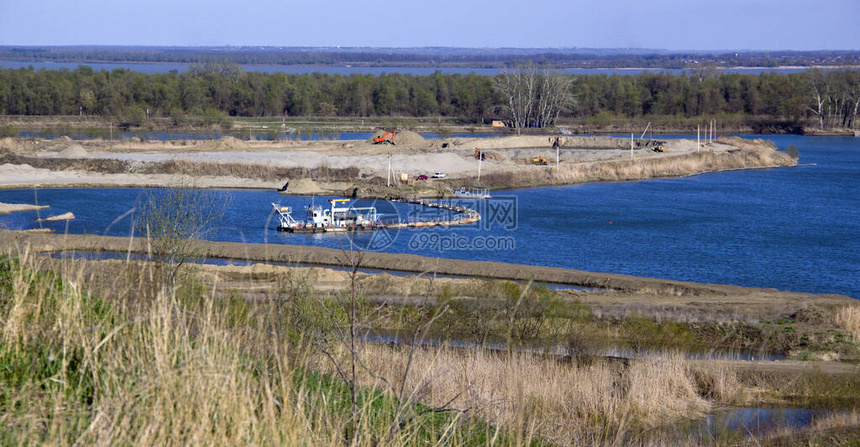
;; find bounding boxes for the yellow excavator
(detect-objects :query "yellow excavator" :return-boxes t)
[532,155,548,165]
[373,132,396,145]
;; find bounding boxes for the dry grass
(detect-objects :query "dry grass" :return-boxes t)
[3,236,856,446]
[0,245,493,445]
[751,410,860,445]
[835,305,860,341]
[324,343,717,445]
[2,243,720,445]
[0,249,311,445]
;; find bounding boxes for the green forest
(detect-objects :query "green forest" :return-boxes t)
[1,64,858,130]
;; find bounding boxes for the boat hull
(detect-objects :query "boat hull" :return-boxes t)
[277,225,379,233]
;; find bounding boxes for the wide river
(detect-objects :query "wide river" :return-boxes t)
[0,135,857,297]
[0,61,822,77]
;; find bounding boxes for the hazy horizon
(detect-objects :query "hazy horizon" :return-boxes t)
[1,0,858,52]
[1,44,857,54]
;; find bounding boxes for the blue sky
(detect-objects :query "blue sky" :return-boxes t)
[1,0,858,50]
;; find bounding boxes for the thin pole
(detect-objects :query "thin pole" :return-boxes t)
[630,133,634,159]
[477,149,482,183]
[387,153,391,187]
[697,125,700,153]
[640,122,651,140]
[556,144,559,170]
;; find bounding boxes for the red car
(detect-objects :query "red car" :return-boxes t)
[417,175,428,180]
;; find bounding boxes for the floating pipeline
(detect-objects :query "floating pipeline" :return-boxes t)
[384,196,481,229]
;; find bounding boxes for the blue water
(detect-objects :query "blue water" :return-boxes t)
[1,135,857,297]
[695,407,838,439]
[0,61,823,76]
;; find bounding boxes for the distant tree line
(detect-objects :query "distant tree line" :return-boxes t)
[0,64,858,129]
[2,47,859,69]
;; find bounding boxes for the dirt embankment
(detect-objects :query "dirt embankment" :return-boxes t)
[0,134,796,195]
[5,231,850,303]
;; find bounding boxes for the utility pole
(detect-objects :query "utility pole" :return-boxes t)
[478,150,483,183]
[387,153,391,187]
[630,133,634,159]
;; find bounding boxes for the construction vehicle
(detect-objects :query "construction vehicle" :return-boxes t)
[373,132,395,145]
[532,155,548,165]
[653,145,665,153]
[474,147,486,160]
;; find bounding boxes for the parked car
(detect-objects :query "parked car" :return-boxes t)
[431,172,446,179]
[416,174,428,180]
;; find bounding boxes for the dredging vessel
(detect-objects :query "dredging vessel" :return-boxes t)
[272,199,381,233]
[272,198,483,233]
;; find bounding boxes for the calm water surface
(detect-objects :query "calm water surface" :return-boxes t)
[0,61,823,76]
[1,135,857,297]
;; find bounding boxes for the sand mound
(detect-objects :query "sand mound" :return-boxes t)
[0,137,22,151]
[36,137,90,156]
[368,130,425,146]
[0,163,41,174]
[394,130,424,145]
[197,136,251,151]
[282,178,326,195]
[59,145,88,158]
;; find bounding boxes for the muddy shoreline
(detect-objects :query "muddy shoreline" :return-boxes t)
[5,230,851,302]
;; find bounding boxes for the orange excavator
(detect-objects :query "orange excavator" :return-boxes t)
[373,132,396,145]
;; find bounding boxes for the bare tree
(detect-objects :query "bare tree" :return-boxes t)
[688,61,721,83]
[136,185,231,286]
[494,66,536,135]
[839,70,860,129]
[808,70,828,130]
[298,243,463,444]
[495,65,574,134]
[535,71,575,128]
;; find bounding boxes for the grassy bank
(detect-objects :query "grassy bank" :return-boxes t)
[0,248,523,445]
[3,236,859,445]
